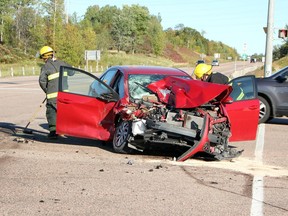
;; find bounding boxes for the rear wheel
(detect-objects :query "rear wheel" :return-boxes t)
[113,121,132,153]
[258,96,271,123]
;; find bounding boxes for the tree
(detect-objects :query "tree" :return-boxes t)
[57,24,84,65]
[84,5,119,33]
[147,15,165,56]
[0,1,242,65]
[0,0,45,55]
[43,0,66,49]
[165,25,206,53]
[111,5,150,53]
[83,5,101,31]
[0,0,12,44]
[15,7,37,53]
[110,13,130,52]
[82,5,119,51]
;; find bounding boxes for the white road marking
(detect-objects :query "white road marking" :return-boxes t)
[255,124,265,163]
[251,175,264,216]
[250,123,265,216]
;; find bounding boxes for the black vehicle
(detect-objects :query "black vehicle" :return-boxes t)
[196,59,205,65]
[256,66,288,123]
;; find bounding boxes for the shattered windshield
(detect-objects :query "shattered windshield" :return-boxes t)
[128,74,189,99]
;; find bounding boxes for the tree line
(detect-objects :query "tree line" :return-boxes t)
[0,0,247,66]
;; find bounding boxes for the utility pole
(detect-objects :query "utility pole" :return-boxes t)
[264,0,274,77]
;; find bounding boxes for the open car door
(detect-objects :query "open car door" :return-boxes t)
[225,75,260,141]
[56,66,119,141]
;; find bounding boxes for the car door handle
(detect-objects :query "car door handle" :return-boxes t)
[248,105,259,110]
[58,98,72,104]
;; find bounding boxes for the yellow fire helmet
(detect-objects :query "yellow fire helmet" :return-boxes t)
[39,46,54,59]
[194,63,213,79]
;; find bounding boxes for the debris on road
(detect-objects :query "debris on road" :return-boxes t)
[13,137,34,143]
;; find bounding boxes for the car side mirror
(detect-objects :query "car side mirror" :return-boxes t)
[275,75,287,83]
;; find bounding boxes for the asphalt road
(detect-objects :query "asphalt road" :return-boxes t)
[0,64,288,216]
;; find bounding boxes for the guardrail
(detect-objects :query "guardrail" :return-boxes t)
[0,66,40,77]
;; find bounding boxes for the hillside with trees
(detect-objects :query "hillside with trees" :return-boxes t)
[1,0,286,69]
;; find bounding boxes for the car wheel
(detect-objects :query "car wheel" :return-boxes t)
[258,96,271,123]
[113,121,132,153]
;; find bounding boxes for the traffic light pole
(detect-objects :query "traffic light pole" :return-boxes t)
[264,0,274,77]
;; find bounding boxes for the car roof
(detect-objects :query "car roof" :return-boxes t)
[256,66,288,80]
[109,65,190,76]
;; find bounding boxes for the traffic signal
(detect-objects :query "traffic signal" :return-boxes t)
[278,29,288,38]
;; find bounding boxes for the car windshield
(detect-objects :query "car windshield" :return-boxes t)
[128,74,189,99]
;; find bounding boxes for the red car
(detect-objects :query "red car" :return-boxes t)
[56,66,259,161]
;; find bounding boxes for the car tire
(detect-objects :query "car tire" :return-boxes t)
[258,96,271,123]
[113,121,132,154]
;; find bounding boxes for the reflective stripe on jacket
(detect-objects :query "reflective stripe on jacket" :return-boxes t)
[46,72,68,99]
[235,87,245,100]
[39,59,71,101]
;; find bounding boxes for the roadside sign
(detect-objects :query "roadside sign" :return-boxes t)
[85,50,101,72]
[214,53,220,59]
[200,53,206,59]
[85,50,101,61]
[242,53,247,60]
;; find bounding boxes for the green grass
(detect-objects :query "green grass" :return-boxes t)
[274,56,288,70]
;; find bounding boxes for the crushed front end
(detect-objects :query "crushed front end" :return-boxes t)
[114,93,243,161]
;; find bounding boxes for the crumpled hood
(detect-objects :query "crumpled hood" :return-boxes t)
[147,77,233,108]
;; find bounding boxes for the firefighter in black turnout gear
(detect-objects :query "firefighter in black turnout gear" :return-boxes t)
[194,63,229,84]
[39,46,71,139]
[193,63,244,100]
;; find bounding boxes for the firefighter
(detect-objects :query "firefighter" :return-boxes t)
[38,46,71,139]
[193,63,244,100]
[193,63,229,84]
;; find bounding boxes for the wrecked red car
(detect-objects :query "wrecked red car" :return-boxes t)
[56,66,259,161]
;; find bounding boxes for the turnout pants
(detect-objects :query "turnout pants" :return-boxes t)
[46,100,57,132]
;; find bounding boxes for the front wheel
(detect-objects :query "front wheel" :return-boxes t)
[113,121,132,154]
[258,96,271,123]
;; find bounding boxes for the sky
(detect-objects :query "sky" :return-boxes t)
[66,0,288,56]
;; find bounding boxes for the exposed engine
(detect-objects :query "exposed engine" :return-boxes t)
[116,95,243,161]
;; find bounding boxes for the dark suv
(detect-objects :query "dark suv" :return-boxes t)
[256,66,288,123]
[196,60,205,65]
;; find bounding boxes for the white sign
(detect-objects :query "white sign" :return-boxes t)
[200,53,206,59]
[85,50,101,61]
[214,53,220,59]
